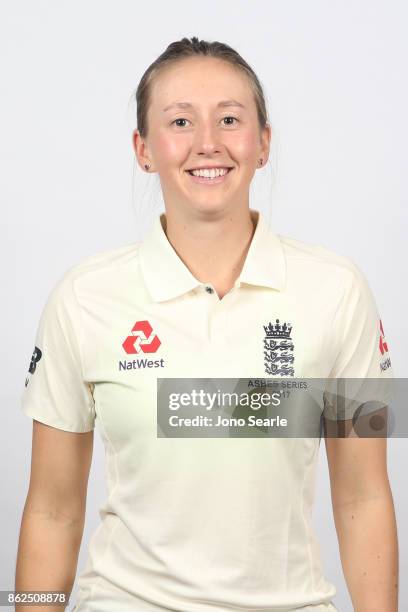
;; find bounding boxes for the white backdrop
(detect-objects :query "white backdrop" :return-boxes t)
[1,1,406,611]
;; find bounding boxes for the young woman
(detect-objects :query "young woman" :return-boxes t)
[16,37,398,612]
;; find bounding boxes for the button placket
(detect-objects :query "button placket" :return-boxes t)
[198,283,237,347]
[210,305,227,346]
[201,284,223,345]
[208,285,233,347]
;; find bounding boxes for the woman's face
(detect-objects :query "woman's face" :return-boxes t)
[133,57,271,217]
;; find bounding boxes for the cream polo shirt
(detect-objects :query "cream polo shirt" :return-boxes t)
[21,208,393,612]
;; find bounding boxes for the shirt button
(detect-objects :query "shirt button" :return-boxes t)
[205,286,214,294]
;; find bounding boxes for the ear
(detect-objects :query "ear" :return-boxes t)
[132,129,150,171]
[260,122,272,163]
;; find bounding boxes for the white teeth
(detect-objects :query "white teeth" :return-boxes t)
[191,168,229,178]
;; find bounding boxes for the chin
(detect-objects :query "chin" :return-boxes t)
[190,199,233,216]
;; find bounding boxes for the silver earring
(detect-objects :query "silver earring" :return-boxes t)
[144,163,151,171]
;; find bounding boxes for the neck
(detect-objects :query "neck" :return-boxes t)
[161,207,257,294]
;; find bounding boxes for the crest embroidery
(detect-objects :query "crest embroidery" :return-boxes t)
[263,319,295,376]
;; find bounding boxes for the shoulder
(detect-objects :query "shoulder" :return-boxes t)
[277,233,368,291]
[67,242,140,279]
[46,242,141,305]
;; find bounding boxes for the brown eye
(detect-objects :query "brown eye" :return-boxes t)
[223,116,239,125]
[171,118,190,127]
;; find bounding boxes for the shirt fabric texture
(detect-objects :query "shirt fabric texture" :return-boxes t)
[21,208,394,612]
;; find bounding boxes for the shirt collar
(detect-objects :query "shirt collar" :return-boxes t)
[139,208,286,302]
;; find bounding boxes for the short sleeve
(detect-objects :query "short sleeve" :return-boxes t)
[21,272,96,433]
[323,261,394,421]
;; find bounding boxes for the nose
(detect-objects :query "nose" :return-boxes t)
[193,121,222,156]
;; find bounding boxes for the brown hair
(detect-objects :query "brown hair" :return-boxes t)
[135,36,270,140]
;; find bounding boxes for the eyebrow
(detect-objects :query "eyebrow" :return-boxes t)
[162,99,246,112]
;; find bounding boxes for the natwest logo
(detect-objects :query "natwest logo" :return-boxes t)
[122,320,161,354]
[379,318,392,372]
[379,319,389,355]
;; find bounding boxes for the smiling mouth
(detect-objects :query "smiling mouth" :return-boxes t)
[186,168,234,181]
